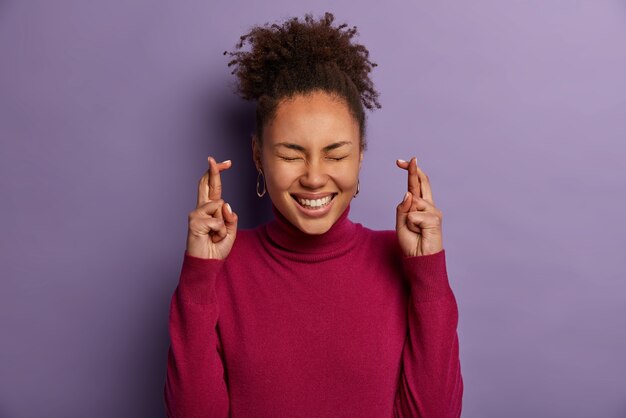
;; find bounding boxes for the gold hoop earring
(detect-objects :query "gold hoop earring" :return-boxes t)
[256,169,266,197]
[353,179,360,197]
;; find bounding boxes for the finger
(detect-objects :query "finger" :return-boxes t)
[188,215,226,238]
[403,157,421,198]
[395,191,412,231]
[203,217,227,242]
[208,156,227,201]
[204,217,226,233]
[397,158,435,205]
[209,156,224,220]
[396,159,418,207]
[407,210,441,231]
[397,191,412,212]
[413,159,434,204]
[196,199,224,218]
[410,195,430,212]
[222,202,239,238]
[196,158,232,207]
[396,159,410,169]
[406,219,422,235]
[406,211,427,233]
[197,170,210,207]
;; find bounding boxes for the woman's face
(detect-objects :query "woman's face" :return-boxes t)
[253,90,363,235]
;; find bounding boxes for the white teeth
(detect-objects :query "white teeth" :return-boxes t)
[296,194,333,209]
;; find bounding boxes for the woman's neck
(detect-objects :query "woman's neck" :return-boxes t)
[263,203,360,260]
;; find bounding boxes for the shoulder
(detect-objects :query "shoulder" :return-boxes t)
[230,225,265,256]
[217,226,266,278]
[358,223,396,243]
[351,224,405,280]
[357,224,402,257]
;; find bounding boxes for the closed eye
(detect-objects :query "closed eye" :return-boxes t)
[279,156,302,161]
[327,156,348,161]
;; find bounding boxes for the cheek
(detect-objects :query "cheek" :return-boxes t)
[265,164,299,190]
[332,164,360,188]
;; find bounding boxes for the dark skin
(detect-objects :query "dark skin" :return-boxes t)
[186,157,236,260]
[185,153,443,260]
[395,157,444,256]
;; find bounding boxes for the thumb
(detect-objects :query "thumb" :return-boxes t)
[223,203,238,238]
[396,191,412,230]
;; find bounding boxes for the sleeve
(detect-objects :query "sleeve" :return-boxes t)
[164,251,230,418]
[393,249,464,418]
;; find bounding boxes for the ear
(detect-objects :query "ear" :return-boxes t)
[358,149,364,170]
[251,134,262,171]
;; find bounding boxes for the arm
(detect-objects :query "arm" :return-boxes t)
[393,249,463,418]
[164,251,230,418]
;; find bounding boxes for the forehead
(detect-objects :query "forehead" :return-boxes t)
[263,91,359,146]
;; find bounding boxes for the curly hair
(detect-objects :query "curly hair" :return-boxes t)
[223,12,381,151]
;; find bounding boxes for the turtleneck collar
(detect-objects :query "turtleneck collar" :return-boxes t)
[262,202,361,261]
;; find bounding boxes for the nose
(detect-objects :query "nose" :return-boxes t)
[299,159,328,189]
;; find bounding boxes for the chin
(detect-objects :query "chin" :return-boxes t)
[294,218,334,235]
[296,204,349,235]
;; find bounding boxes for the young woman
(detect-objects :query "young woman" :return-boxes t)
[164,12,463,418]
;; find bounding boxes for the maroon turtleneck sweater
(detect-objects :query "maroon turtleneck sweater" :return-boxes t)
[164,204,463,417]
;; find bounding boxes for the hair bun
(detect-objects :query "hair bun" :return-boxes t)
[224,12,381,110]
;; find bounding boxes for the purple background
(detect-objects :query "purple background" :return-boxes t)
[1,1,625,417]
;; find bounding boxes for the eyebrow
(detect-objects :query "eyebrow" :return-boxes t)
[274,141,352,152]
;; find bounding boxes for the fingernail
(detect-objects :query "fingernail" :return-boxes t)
[398,159,407,163]
[223,159,231,164]
[403,192,410,202]
[225,203,232,214]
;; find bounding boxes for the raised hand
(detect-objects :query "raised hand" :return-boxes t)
[395,157,443,257]
[186,156,238,260]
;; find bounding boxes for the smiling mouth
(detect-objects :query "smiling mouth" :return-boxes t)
[290,193,337,210]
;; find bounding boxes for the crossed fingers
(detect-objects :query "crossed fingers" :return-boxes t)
[197,156,232,208]
[395,157,434,204]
